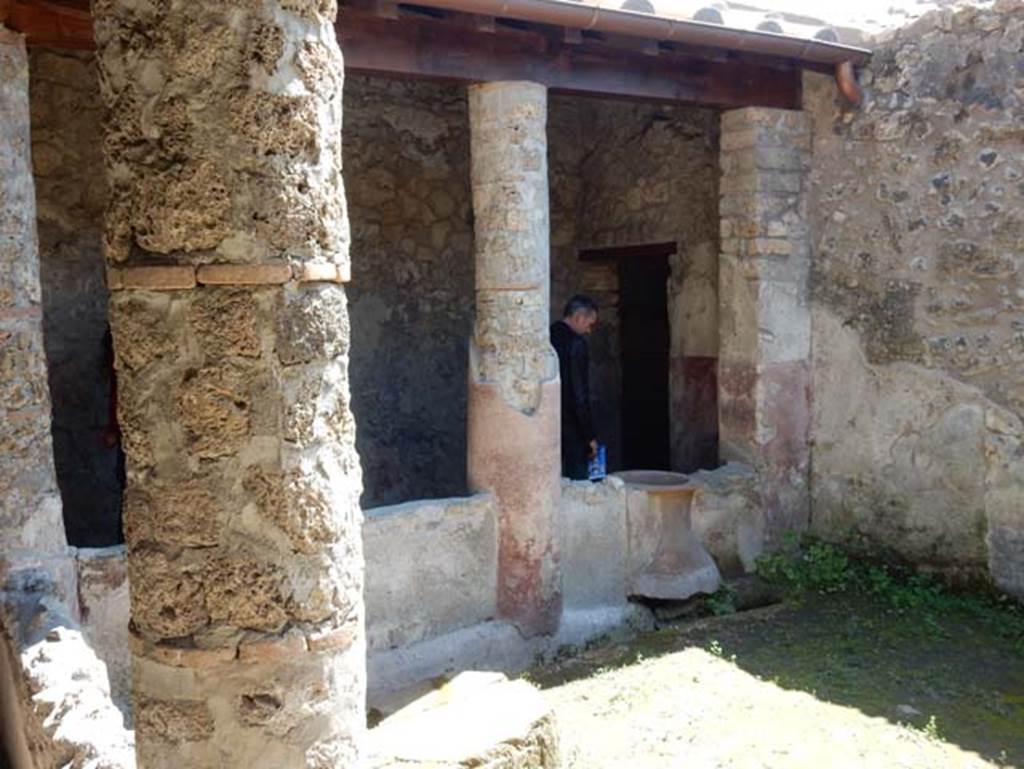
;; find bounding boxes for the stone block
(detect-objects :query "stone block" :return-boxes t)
[124,477,224,548]
[559,477,628,610]
[367,672,560,769]
[687,463,765,576]
[135,697,215,744]
[1,606,134,769]
[176,363,253,459]
[363,494,498,651]
[128,549,210,639]
[275,284,349,365]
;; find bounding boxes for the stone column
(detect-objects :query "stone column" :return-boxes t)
[0,27,71,589]
[467,82,561,637]
[717,108,812,546]
[91,3,364,766]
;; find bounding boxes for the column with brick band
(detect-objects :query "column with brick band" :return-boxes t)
[717,107,812,546]
[466,81,562,637]
[0,26,71,602]
[90,2,364,765]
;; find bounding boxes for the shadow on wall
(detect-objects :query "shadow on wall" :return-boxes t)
[343,75,474,509]
[30,48,124,547]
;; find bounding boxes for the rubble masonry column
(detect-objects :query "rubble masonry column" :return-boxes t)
[467,81,561,637]
[91,2,364,767]
[717,108,812,546]
[0,28,72,587]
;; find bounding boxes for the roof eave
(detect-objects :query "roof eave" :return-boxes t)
[407,0,872,66]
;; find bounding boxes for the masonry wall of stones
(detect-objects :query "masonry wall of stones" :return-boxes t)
[29,49,123,547]
[549,98,721,474]
[344,76,474,508]
[348,86,721,503]
[805,0,1024,595]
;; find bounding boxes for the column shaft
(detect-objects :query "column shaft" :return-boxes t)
[91,2,364,766]
[467,81,561,637]
[0,28,69,573]
[718,108,812,545]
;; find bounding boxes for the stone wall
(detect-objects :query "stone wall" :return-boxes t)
[549,96,721,473]
[29,49,123,547]
[805,0,1024,592]
[363,494,497,653]
[0,32,65,565]
[345,76,474,508]
[2,29,133,769]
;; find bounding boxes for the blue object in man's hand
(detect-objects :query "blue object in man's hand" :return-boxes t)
[588,444,607,481]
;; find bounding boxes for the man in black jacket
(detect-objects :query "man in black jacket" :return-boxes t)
[550,295,599,480]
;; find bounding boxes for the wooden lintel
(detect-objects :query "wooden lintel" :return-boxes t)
[337,8,802,109]
[580,242,678,261]
[373,0,399,19]
[7,0,93,50]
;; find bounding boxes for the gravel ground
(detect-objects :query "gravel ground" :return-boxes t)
[531,597,1023,769]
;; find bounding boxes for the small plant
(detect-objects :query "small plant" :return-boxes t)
[756,537,854,593]
[922,715,941,741]
[706,586,737,616]
[707,639,724,657]
[754,534,1024,658]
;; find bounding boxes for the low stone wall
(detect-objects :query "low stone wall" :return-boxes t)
[34,469,766,714]
[76,546,131,718]
[560,478,629,611]
[364,494,498,653]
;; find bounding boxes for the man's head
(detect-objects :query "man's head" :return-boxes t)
[563,294,599,335]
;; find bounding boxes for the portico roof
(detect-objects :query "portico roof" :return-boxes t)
[4,0,870,108]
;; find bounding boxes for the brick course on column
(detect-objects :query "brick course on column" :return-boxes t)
[467,81,562,637]
[718,108,812,545]
[90,2,364,766]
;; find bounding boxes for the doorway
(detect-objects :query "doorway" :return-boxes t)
[618,253,671,471]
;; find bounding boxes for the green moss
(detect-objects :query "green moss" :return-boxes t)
[526,540,1024,765]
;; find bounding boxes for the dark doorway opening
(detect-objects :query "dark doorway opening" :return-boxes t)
[618,252,671,471]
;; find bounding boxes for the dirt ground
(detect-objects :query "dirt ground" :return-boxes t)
[528,594,1024,769]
